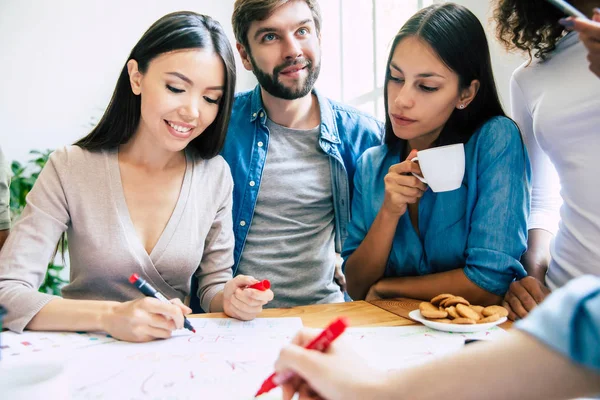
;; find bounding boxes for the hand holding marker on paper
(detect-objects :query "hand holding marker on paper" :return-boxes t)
[254,317,349,397]
[129,274,196,333]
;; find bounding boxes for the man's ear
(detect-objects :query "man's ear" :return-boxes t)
[236,43,254,71]
[456,79,480,110]
[127,59,142,95]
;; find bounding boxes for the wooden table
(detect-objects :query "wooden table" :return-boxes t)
[191,298,513,329]
[190,300,413,328]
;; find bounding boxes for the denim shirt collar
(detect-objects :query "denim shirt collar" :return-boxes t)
[248,85,341,144]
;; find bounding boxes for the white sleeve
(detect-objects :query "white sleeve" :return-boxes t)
[510,75,562,234]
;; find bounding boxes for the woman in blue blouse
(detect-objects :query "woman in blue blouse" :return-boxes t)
[344,3,530,305]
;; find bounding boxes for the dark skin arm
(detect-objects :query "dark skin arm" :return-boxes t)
[521,228,552,281]
[502,229,553,321]
[366,268,502,306]
[0,229,8,251]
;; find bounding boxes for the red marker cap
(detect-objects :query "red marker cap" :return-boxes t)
[129,273,140,284]
[248,279,271,291]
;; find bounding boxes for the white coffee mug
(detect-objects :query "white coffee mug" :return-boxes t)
[410,143,465,192]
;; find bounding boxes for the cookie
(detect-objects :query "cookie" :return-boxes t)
[439,297,456,308]
[443,296,470,307]
[451,317,476,325]
[429,318,452,324]
[445,305,460,319]
[478,314,500,324]
[430,294,454,306]
[419,302,448,319]
[470,305,484,314]
[482,305,508,318]
[456,303,481,321]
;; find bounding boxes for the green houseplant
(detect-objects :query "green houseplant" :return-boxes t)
[9,149,68,295]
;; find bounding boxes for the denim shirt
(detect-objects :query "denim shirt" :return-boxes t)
[342,116,531,296]
[517,275,600,373]
[222,85,383,274]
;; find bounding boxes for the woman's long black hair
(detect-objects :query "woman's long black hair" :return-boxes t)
[75,11,236,159]
[384,3,506,148]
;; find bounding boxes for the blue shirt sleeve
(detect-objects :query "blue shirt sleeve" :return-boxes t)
[462,118,530,295]
[341,153,369,271]
[516,275,600,373]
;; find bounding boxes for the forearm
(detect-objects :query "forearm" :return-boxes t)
[380,330,600,400]
[27,298,119,332]
[345,209,401,300]
[0,229,8,251]
[209,290,224,313]
[373,269,501,305]
[521,229,553,282]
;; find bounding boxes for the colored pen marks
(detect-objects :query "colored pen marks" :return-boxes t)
[21,341,32,346]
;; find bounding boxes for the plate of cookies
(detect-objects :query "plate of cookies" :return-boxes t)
[409,294,508,333]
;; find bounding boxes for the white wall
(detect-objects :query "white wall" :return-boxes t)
[0,0,256,164]
[0,0,526,165]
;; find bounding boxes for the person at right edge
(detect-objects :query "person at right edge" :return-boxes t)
[494,0,600,320]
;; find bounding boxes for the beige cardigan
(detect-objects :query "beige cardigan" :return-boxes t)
[0,146,234,332]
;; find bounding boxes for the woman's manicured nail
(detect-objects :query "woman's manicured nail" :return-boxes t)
[559,18,575,28]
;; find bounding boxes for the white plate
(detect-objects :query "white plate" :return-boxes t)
[408,310,507,333]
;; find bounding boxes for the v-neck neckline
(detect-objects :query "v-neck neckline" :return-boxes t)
[108,148,193,264]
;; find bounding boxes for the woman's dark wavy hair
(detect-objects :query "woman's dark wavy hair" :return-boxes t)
[384,3,506,148]
[75,11,236,159]
[493,0,565,61]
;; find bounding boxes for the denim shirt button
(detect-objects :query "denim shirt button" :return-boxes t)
[249,181,256,187]
[257,141,264,147]
[240,220,246,227]
[252,113,257,118]
[259,112,264,118]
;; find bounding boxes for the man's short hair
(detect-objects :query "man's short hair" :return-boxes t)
[232,0,322,51]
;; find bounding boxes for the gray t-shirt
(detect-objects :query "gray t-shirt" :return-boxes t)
[0,146,10,230]
[237,119,344,308]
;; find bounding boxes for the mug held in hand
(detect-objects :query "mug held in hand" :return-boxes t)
[410,143,465,193]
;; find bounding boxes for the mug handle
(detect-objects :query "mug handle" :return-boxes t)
[410,157,427,184]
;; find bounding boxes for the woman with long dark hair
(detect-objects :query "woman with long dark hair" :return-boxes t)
[494,0,600,321]
[0,11,273,342]
[343,3,530,305]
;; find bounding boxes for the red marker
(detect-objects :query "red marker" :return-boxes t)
[128,273,196,333]
[254,317,349,397]
[248,279,271,291]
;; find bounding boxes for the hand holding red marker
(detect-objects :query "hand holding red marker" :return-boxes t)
[248,279,271,291]
[254,317,349,397]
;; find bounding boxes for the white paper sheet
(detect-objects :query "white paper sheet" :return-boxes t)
[0,319,506,399]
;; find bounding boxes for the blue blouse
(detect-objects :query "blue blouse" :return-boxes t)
[342,116,531,296]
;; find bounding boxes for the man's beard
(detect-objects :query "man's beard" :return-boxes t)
[249,55,321,100]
